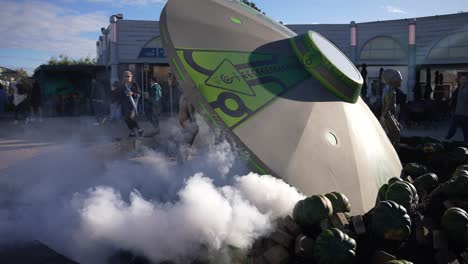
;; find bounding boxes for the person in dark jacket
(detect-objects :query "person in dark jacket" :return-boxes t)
[91,78,107,125]
[0,83,8,115]
[30,79,43,122]
[395,87,407,122]
[120,71,143,137]
[446,74,468,141]
[13,81,30,124]
[145,77,162,134]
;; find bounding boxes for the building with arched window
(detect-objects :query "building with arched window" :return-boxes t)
[288,12,468,101]
[97,14,177,115]
[98,12,468,104]
[359,36,406,61]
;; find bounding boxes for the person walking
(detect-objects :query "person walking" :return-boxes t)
[12,81,30,124]
[90,78,107,125]
[145,77,162,135]
[380,69,403,146]
[445,74,468,142]
[424,67,433,100]
[395,87,407,122]
[120,71,143,137]
[0,83,8,116]
[30,79,43,122]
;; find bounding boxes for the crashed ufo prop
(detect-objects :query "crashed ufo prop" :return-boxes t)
[160,0,402,213]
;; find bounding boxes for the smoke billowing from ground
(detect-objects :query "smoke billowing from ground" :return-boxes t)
[75,172,304,263]
[0,118,305,263]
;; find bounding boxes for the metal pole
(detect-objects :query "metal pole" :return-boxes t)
[141,65,144,113]
[407,19,417,101]
[143,66,147,112]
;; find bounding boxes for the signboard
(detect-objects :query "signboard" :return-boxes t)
[139,48,166,58]
[138,36,166,59]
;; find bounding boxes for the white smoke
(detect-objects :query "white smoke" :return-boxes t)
[71,170,305,263]
[0,119,305,263]
[74,173,282,262]
[206,140,236,178]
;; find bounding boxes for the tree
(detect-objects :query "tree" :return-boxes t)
[0,68,28,86]
[15,68,29,79]
[74,56,97,65]
[47,54,96,66]
[47,54,73,65]
[241,0,262,13]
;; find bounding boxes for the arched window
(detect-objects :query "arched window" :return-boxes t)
[359,36,405,60]
[139,36,165,58]
[428,31,468,59]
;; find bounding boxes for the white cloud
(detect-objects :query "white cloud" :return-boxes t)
[0,1,108,59]
[383,5,406,14]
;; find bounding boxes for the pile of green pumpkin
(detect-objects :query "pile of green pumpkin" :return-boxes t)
[398,137,468,183]
[248,163,468,264]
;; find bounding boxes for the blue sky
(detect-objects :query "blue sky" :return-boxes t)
[0,0,467,74]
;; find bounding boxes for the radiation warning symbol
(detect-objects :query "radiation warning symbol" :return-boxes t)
[206,59,255,96]
[176,49,310,129]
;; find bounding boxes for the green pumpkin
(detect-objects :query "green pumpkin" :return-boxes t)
[423,143,437,153]
[441,207,468,246]
[422,142,444,153]
[226,245,246,264]
[434,143,445,152]
[293,199,305,225]
[453,147,468,162]
[325,192,351,213]
[344,212,351,219]
[403,163,427,178]
[405,181,419,204]
[452,169,468,178]
[372,201,412,241]
[385,181,418,212]
[415,143,424,151]
[413,172,438,193]
[293,195,333,228]
[314,228,356,264]
[442,175,468,199]
[376,184,389,205]
[388,177,403,185]
[386,260,413,264]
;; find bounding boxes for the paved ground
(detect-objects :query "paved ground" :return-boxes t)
[0,115,464,171]
[0,116,176,184]
[0,116,176,264]
[401,119,465,142]
[0,114,464,264]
